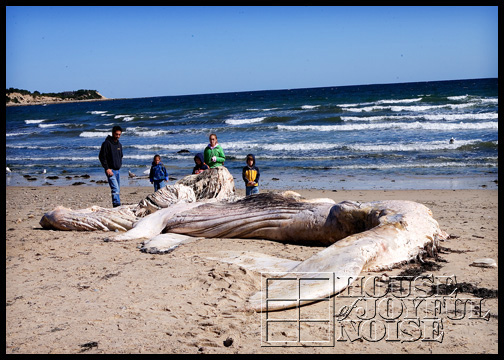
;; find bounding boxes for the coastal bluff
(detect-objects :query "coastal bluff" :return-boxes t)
[6,88,108,106]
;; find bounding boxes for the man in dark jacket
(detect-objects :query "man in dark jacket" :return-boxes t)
[99,126,123,207]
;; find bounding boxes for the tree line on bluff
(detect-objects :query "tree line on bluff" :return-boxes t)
[6,88,103,103]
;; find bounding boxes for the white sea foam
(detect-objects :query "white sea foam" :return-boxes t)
[342,103,474,112]
[133,130,171,137]
[341,112,498,122]
[25,119,47,124]
[88,110,108,115]
[130,143,209,151]
[375,97,423,104]
[447,95,469,100]
[278,121,498,132]
[6,145,60,150]
[339,98,422,108]
[246,108,279,111]
[346,139,481,152]
[38,123,72,128]
[333,161,497,170]
[481,98,498,104]
[225,117,266,125]
[338,102,374,108]
[79,131,110,138]
[301,105,320,109]
[114,114,135,121]
[6,156,97,162]
[6,130,38,137]
[261,142,338,151]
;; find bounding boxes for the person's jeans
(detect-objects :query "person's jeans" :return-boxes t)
[246,185,259,196]
[107,169,121,207]
[153,180,165,192]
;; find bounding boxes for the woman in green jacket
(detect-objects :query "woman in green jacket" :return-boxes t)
[204,133,226,168]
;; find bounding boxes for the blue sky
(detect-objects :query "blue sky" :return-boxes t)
[6,6,498,99]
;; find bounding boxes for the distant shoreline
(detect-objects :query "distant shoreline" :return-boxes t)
[5,89,114,107]
[5,97,115,107]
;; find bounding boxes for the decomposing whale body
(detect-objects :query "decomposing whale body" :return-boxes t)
[111,192,448,311]
[39,205,138,231]
[40,167,236,231]
[40,166,448,311]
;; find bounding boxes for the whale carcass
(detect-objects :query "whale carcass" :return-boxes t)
[40,166,448,311]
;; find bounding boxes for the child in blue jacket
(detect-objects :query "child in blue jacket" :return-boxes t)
[149,154,169,192]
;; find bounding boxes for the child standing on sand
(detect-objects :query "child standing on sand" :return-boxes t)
[204,133,226,168]
[149,154,169,192]
[242,154,260,196]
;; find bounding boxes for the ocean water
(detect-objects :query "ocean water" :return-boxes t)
[5,78,498,190]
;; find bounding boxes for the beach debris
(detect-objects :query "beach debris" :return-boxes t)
[177,149,190,153]
[47,176,59,180]
[79,341,98,351]
[72,182,86,186]
[223,337,233,347]
[128,170,136,178]
[433,281,498,299]
[470,258,497,268]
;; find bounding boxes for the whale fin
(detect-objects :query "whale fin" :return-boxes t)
[140,233,201,254]
[205,251,302,273]
[245,227,389,312]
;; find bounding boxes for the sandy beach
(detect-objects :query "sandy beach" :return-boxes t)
[5,186,498,354]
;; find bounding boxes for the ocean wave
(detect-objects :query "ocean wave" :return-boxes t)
[246,108,279,111]
[130,143,209,151]
[225,117,266,125]
[341,103,474,112]
[447,95,469,101]
[346,139,485,152]
[87,110,108,115]
[6,130,40,137]
[6,156,98,162]
[6,145,62,150]
[301,105,320,110]
[24,119,47,124]
[79,131,111,138]
[38,123,73,128]
[376,97,423,104]
[328,161,497,170]
[341,113,498,122]
[114,114,135,121]
[481,98,498,104]
[277,121,498,132]
[339,97,421,107]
